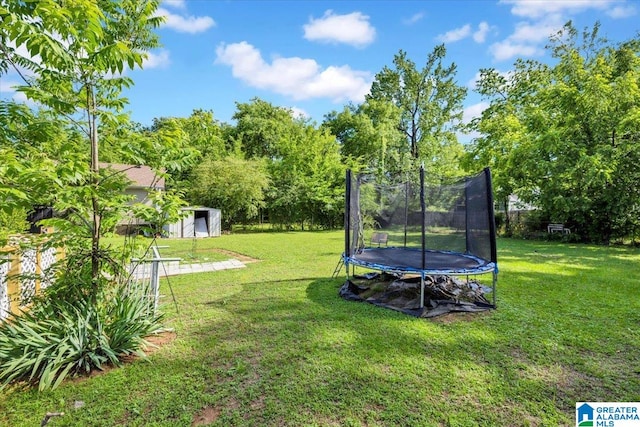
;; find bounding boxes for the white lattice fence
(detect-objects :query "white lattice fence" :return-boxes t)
[40,247,58,290]
[0,259,9,320]
[19,249,37,310]
[0,245,63,321]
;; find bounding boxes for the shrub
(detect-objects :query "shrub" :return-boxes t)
[104,281,164,358]
[0,280,164,391]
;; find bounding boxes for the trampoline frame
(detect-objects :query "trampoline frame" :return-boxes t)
[342,167,498,309]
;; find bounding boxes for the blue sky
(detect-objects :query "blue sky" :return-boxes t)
[1,0,638,138]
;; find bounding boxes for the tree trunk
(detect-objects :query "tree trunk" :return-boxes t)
[88,84,101,287]
[410,124,419,158]
[503,199,511,236]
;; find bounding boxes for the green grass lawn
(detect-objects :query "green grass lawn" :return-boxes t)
[2,232,639,426]
[103,236,235,264]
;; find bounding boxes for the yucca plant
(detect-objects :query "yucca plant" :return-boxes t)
[103,281,165,358]
[0,303,100,391]
[0,279,164,391]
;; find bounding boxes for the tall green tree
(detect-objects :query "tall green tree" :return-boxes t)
[267,122,344,230]
[231,98,294,159]
[323,99,410,180]
[229,98,345,229]
[144,110,226,192]
[0,0,163,283]
[468,22,640,242]
[368,46,467,180]
[189,156,269,230]
[463,61,548,234]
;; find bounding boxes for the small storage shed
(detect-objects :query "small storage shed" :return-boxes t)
[164,207,221,238]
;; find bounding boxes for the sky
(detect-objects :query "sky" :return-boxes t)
[1,0,638,140]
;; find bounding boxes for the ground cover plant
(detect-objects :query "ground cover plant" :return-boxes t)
[1,231,639,426]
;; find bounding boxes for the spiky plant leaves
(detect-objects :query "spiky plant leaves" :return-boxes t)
[0,280,164,391]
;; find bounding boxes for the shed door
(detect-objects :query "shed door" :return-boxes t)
[210,209,221,236]
[182,213,195,237]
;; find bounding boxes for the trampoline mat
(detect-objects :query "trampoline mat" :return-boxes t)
[350,247,493,274]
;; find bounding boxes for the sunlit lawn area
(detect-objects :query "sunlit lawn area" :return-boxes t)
[1,231,639,426]
[103,236,234,264]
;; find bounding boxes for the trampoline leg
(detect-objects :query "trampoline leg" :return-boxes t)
[420,274,425,309]
[492,272,497,308]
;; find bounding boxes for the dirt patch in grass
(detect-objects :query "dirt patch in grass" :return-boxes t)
[69,330,177,383]
[431,311,492,324]
[212,248,260,263]
[250,394,265,411]
[120,330,178,361]
[143,330,178,354]
[192,406,221,426]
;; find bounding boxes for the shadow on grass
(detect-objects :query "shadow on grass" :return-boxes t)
[99,240,640,425]
[127,241,640,426]
[3,237,639,426]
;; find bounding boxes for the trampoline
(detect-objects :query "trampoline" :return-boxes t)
[340,167,498,313]
[350,248,495,275]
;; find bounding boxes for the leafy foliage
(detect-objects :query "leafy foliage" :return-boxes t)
[0,1,173,392]
[467,22,640,242]
[367,46,467,180]
[222,98,345,230]
[0,0,166,278]
[0,276,163,391]
[189,156,269,230]
[323,99,410,179]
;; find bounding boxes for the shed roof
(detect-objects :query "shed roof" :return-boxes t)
[99,163,165,189]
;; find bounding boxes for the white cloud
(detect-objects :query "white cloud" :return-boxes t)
[143,50,171,69]
[156,7,215,34]
[499,0,614,18]
[0,79,38,106]
[510,18,563,43]
[489,15,562,61]
[303,10,375,48]
[473,22,491,43]
[0,79,20,93]
[289,107,309,119]
[457,102,490,142]
[403,12,425,26]
[467,72,482,89]
[436,24,471,43]
[607,4,637,18]
[215,41,372,103]
[463,102,490,124]
[492,0,635,62]
[489,40,544,61]
[162,0,186,9]
[11,91,30,104]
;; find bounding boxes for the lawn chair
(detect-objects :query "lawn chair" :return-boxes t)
[370,232,388,247]
[547,223,571,234]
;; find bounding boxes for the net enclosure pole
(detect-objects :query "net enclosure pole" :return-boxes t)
[464,177,471,254]
[420,166,426,269]
[344,169,352,279]
[403,181,409,247]
[420,166,426,308]
[484,167,498,307]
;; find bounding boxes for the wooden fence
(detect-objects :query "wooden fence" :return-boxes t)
[0,245,63,320]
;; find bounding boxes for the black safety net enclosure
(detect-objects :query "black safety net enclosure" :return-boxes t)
[339,167,498,317]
